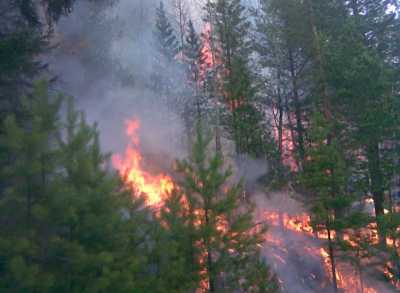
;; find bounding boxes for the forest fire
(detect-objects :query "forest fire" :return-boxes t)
[261,204,392,293]
[111,117,397,292]
[273,122,297,171]
[112,119,174,205]
[199,22,215,80]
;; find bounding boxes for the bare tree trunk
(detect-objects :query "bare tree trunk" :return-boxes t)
[205,1,222,155]
[205,208,215,292]
[367,141,386,245]
[277,71,284,158]
[327,226,339,293]
[287,47,305,166]
[175,0,187,50]
[357,250,364,293]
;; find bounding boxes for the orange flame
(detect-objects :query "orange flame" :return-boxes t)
[199,22,215,81]
[112,119,174,205]
[264,210,391,292]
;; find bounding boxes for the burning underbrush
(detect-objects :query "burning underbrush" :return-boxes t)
[254,192,395,293]
[112,119,396,292]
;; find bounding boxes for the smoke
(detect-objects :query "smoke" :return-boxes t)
[47,0,188,164]
[44,1,396,292]
[253,191,332,293]
[253,191,395,293]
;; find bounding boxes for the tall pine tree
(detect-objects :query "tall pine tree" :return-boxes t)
[175,122,279,292]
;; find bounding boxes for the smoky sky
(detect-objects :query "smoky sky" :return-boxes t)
[48,0,192,162]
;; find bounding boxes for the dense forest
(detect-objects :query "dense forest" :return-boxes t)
[1,0,400,292]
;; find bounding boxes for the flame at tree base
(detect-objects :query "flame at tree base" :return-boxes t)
[256,192,394,293]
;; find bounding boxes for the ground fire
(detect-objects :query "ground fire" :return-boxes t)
[258,192,396,293]
[111,20,400,289]
[112,119,397,292]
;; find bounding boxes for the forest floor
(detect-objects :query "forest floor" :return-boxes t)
[253,191,395,293]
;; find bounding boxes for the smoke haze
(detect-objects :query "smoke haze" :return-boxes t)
[44,1,397,292]
[48,0,187,162]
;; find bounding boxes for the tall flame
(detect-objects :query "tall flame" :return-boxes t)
[199,22,215,81]
[112,119,174,205]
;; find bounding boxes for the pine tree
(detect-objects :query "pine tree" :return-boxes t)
[175,122,279,292]
[0,81,157,292]
[253,0,311,168]
[153,1,184,109]
[0,81,62,291]
[184,19,202,95]
[155,188,200,292]
[328,0,400,242]
[155,1,179,63]
[300,113,359,292]
[0,0,45,121]
[181,19,204,141]
[205,0,265,156]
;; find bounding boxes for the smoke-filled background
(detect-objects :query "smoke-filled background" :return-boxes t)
[45,0,262,160]
[42,1,397,292]
[46,0,201,160]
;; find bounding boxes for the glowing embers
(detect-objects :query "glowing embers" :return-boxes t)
[272,119,297,171]
[263,210,388,292]
[112,119,174,205]
[384,261,400,289]
[264,211,314,236]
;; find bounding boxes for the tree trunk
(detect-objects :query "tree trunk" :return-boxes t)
[287,47,305,165]
[277,71,284,158]
[327,226,339,293]
[366,140,386,244]
[205,4,222,156]
[357,252,364,293]
[176,0,186,51]
[304,0,332,120]
[205,209,215,292]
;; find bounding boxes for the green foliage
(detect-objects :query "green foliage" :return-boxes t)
[0,81,155,292]
[154,1,179,62]
[0,31,42,80]
[230,104,265,156]
[301,113,351,228]
[181,19,206,139]
[156,189,200,292]
[205,0,267,156]
[174,122,279,292]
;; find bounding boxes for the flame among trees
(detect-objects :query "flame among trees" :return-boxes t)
[3,0,400,292]
[152,0,400,291]
[112,119,174,205]
[254,0,400,291]
[166,123,279,292]
[113,119,280,292]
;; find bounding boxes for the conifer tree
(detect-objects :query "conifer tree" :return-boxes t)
[155,188,200,292]
[153,1,180,96]
[175,122,279,292]
[300,113,356,292]
[155,1,179,63]
[181,19,204,139]
[0,81,156,292]
[205,0,265,156]
[327,0,400,241]
[253,0,311,167]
